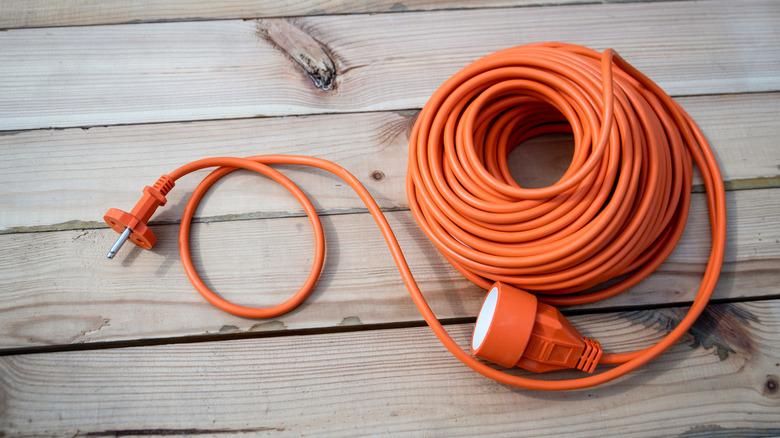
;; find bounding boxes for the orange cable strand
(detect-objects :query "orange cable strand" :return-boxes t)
[167,43,726,390]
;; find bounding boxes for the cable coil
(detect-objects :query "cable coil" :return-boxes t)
[409,42,713,306]
[111,42,727,390]
[405,42,726,388]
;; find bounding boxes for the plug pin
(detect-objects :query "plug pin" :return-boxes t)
[106,227,131,259]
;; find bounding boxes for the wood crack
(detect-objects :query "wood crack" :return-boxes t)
[76,426,285,436]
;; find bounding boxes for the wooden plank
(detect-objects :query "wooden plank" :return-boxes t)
[1,0,778,130]
[1,300,778,437]
[0,187,777,349]
[0,0,586,29]
[2,92,779,233]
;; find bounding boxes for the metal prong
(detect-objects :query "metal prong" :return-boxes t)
[106,227,131,259]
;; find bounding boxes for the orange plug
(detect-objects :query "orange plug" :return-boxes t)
[103,175,175,258]
[472,282,603,373]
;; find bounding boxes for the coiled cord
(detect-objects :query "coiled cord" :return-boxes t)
[165,43,726,390]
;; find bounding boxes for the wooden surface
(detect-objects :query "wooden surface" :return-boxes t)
[2,301,780,437]
[1,188,779,348]
[0,0,586,28]
[1,0,779,436]
[2,1,779,129]
[2,92,779,232]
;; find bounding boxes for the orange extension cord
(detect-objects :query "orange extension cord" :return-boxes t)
[106,43,726,390]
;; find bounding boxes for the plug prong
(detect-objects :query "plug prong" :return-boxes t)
[106,227,131,259]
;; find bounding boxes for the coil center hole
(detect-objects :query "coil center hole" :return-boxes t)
[508,132,574,188]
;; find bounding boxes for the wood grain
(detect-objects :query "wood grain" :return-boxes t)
[1,0,778,130]
[0,1,776,434]
[2,92,779,233]
[1,300,778,437]
[0,0,586,29]
[0,187,777,349]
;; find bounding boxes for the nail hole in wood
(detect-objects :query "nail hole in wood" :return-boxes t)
[371,170,385,181]
[765,376,778,395]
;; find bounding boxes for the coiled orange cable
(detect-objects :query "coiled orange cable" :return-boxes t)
[164,43,726,390]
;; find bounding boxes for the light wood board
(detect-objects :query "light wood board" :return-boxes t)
[0,0,587,29]
[1,300,778,437]
[1,0,778,130]
[1,187,777,349]
[1,92,778,232]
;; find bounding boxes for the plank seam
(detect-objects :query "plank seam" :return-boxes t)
[0,0,693,31]
[4,182,780,236]
[2,293,778,357]
[1,89,777,134]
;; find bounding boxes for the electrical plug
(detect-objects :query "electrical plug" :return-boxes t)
[103,175,175,259]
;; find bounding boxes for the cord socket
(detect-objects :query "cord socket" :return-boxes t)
[472,282,603,373]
